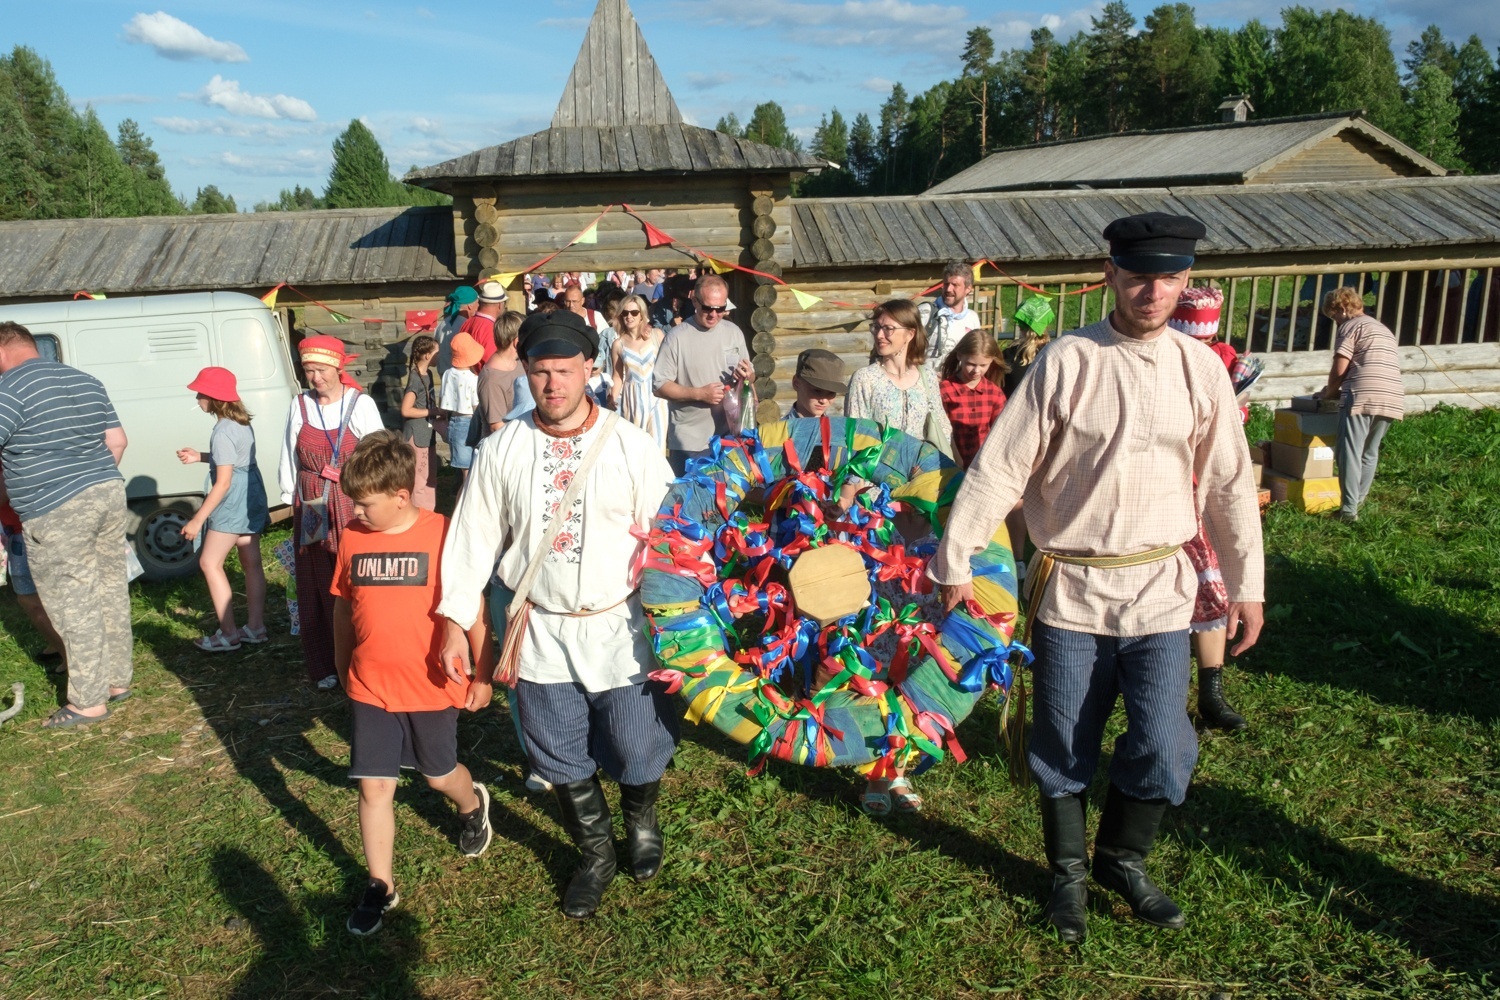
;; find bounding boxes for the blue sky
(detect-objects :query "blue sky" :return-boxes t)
[8,0,1496,207]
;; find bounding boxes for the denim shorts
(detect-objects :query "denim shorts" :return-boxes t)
[4,528,36,596]
[447,414,474,469]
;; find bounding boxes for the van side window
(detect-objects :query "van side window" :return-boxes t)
[33,334,61,362]
[217,317,276,381]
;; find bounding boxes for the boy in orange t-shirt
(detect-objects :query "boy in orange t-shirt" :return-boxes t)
[331,431,494,937]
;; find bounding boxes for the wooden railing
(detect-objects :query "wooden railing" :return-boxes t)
[973,262,1500,353]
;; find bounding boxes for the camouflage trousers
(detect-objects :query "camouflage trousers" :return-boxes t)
[23,481,132,710]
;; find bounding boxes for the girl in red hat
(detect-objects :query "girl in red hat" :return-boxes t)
[177,367,271,652]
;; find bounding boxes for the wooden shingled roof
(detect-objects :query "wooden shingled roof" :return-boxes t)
[926,113,1448,195]
[790,176,1500,267]
[553,0,681,128]
[405,0,824,191]
[0,207,456,300]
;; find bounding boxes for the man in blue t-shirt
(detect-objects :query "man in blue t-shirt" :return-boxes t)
[0,321,131,729]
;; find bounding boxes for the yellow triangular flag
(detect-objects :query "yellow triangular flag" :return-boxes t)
[261,288,278,309]
[791,288,822,310]
[706,257,734,275]
[497,272,521,288]
[971,261,984,284]
[574,221,599,245]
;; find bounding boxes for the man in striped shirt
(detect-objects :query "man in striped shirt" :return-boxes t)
[0,322,131,729]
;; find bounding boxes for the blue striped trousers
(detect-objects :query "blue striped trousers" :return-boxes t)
[1027,622,1198,805]
[513,679,678,786]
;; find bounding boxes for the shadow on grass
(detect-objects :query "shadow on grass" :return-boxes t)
[1250,559,1500,723]
[212,847,425,999]
[1179,782,1500,983]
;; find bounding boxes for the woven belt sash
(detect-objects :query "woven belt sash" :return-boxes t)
[1019,543,1184,646]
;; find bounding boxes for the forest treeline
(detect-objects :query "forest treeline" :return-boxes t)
[716,4,1499,197]
[4,4,1497,220]
[0,46,445,221]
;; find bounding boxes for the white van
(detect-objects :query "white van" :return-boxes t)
[0,292,299,579]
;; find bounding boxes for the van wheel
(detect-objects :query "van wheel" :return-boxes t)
[128,498,202,581]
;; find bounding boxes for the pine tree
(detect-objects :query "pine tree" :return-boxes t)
[191,185,238,214]
[325,120,398,209]
[74,108,137,217]
[1451,35,1496,170]
[1135,3,1219,129]
[743,102,802,153]
[1084,1,1138,133]
[1,45,81,217]
[1403,25,1457,82]
[877,83,909,193]
[1208,20,1274,109]
[714,112,741,136]
[117,118,182,216]
[1021,28,1057,143]
[847,112,878,190]
[811,109,849,166]
[1405,64,1464,170]
[0,85,45,219]
[1268,9,1404,132]
[961,26,995,154]
[254,185,323,212]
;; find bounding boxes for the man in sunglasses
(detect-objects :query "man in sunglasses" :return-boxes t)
[653,274,753,476]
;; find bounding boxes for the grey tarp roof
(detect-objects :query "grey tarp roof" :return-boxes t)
[0,207,456,299]
[925,113,1447,196]
[791,176,1500,267]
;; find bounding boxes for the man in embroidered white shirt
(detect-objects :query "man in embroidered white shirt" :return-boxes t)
[919,262,983,363]
[436,310,676,920]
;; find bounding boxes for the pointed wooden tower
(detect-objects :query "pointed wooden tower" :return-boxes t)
[406,0,825,418]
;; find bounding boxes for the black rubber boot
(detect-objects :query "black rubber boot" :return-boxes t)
[1092,785,1185,930]
[553,776,617,919]
[619,781,664,882]
[1037,792,1089,944]
[1197,666,1248,732]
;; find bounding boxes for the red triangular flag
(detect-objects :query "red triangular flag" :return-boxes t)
[641,219,674,248]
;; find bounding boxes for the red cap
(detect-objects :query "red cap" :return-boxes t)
[187,366,240,402]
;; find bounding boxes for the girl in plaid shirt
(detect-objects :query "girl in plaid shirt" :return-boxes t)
[938,330,1009,469]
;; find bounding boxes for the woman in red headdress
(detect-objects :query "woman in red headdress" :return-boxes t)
[279,336,384,689]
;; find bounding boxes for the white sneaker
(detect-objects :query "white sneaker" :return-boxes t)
[524,772,553,793]
[316,675,340,691]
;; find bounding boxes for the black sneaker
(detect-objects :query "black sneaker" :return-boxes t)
[458,782,493,857]
[346,879,399,937]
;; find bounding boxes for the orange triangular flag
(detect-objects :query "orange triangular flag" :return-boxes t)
[641,220,674,248]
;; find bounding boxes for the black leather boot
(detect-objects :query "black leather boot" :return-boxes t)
[1092,785,1185,930]
[1037,792,1089,944]
[1197,667,1248,731]
[619,781,664,882]
[553,776,617,919]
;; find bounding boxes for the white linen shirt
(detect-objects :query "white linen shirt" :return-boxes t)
[919,300,983,362]
[276,390,384,505]
[436,409,674,691]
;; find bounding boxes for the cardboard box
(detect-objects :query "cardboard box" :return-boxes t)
[1289,395,1341,414]
[1274,408,1339,449]
[1263,469,1340,513]
[1271,441,1335,479]
[1251,462,1264,487]
[1247,443,1266,467]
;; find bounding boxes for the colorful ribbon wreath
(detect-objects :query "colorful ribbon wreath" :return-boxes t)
[641,417,1028,777]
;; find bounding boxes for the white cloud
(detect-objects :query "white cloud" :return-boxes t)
[685,0,968,48]
[416,6,435,17]
[685,72,735,90]
[184,148,329,177]
[410,116,443,136]
[196,76,317,121]
[154,116,336,139]
[123,12,249,62]
[76,93,159,107]
[860,76,896,93]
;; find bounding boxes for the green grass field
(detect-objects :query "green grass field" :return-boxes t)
[2,406,1497,999]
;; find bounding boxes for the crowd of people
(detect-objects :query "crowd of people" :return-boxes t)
[0,210,1410,943]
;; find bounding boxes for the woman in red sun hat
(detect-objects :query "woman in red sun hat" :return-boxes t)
[176,367,271,652]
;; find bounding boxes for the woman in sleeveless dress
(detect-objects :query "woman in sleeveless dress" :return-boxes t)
[609,293,668,451]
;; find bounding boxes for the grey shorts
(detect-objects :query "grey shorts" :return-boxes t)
[348,700,459,781]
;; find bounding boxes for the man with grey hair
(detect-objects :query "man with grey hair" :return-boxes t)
[919,262,983,363]
[653,274,753,476]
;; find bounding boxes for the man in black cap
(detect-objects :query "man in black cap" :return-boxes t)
[436,309,678,920]
[786,348,847,420]
[932,212,1265,942]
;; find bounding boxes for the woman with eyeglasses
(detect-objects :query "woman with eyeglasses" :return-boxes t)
[609,293,668,451]
[842,299,951,815]
[846,300,952,447]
